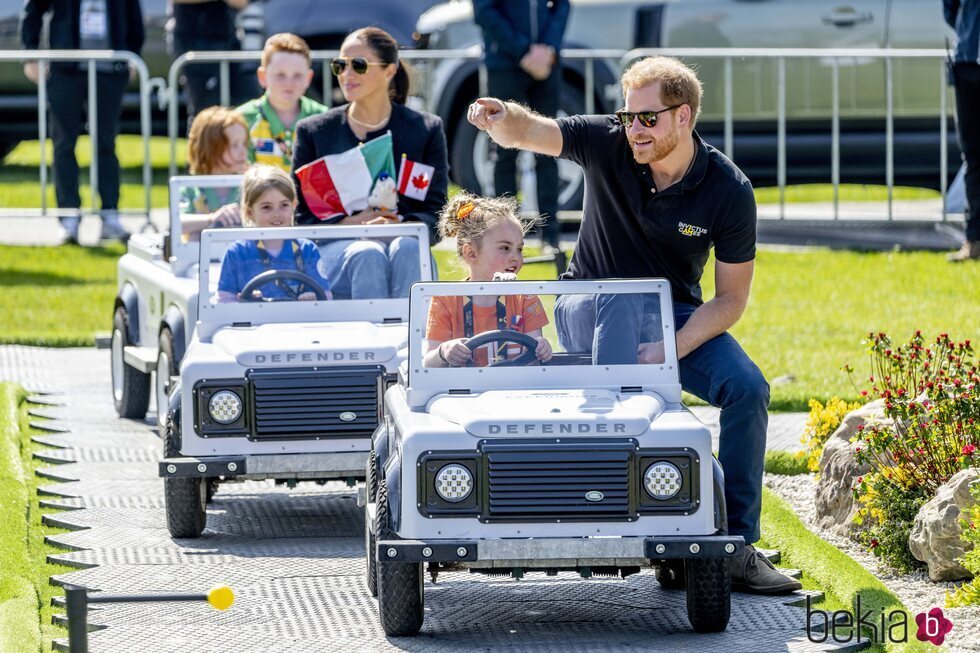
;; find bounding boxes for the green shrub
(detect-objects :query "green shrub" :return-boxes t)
[764,450,810,475]
[847,331,979,569]
[853,470,929,572]
[799,396,861,473]
[946,481,980,607]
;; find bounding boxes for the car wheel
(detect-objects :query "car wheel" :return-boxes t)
[656,559,686,590]
[375,480,423,636]
[684,557,731,633]
[450,79,585,213]
[155,328,178,430]
[206,479,219,503]
[163,405,207,538]
[111,306,151,419]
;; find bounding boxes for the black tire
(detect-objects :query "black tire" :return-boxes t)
[365,449,379,596]
[367,449,378,504]
[111,306,150,419]
[375,481,423,636]
[163,406,207,538]
[684,557,731,633]
[155,328,178,430]
[449,80,585,213]
[656,560,686,590]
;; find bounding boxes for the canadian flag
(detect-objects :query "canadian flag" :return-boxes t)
[397,154,435,201]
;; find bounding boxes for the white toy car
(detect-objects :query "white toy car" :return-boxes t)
[111,175,242,425]
[366,279,742,636]
[158,223,432,538]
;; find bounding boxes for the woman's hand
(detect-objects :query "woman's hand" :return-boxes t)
[341,207,397,225]
[439,339,473,367]
[365,212,400,225]
[534,336,553,362]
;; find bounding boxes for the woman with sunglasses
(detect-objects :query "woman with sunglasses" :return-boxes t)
[290,27,449,299]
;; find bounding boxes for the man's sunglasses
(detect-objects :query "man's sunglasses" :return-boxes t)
[615,105,682,128]
[330,57,389,76]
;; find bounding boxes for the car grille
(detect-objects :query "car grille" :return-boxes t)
[248,367,381,440]
[483,441,634,521]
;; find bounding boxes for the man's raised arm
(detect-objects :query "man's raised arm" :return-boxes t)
[467,98,563,157]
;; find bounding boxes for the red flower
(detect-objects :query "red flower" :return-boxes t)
[963,444,977,456]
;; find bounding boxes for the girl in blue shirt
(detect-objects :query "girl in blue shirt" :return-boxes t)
[217,165,332,302]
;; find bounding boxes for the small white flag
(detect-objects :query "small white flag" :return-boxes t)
[397,154,435,201]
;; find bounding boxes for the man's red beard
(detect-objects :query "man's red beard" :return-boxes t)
[629,127,679,164]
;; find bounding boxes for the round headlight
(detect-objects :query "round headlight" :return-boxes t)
[208,390,242,424]
[643,461,682,500]
[434,464,473,503]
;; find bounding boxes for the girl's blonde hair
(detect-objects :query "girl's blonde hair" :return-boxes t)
[187,106,248,175]
[438,191,537,260]
[240,165,297,226]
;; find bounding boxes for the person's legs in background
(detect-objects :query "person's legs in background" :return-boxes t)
[554,293,644,363]
[317,239,389,299]
[487,69,528,212]
[950,62,980,261]
[386,236,422,298]
[48,68,85,245]
[526,66,562,250]
[95,69,131,241]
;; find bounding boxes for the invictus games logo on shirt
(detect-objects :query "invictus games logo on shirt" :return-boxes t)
[677,222,707,237]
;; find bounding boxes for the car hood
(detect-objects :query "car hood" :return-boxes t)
[212,321,405,367]
[428,389,664,437]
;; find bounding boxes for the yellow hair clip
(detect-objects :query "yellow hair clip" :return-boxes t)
[457,200,475,220]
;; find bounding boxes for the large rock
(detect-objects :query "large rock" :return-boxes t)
[909,468,980,582]
[814,400,889,537]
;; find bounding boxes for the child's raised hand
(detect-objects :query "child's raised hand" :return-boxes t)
[534,336,553,362]
[439,338,473,367]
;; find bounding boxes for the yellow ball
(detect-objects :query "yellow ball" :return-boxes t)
[207,585,235,611]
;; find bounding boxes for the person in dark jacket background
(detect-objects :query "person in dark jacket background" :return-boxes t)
[944,0,980,261]
[20,0,145,244]
[473,0,570,259]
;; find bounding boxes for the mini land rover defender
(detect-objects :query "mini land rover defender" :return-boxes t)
[365,278,742,636]
[158,223,431,538]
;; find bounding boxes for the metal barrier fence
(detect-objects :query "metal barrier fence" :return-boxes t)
[0,50,153,220]
[621,47,954,221]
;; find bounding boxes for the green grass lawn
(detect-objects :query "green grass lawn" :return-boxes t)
[0,383,72,653]
[1,244,977,411]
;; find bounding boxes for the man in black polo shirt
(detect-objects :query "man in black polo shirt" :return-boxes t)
[468,56,801,594]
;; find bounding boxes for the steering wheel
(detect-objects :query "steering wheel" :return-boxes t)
[239,269,328,302]
[464,329,540,367]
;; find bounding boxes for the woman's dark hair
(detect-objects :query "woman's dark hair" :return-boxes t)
[348,26,411,104]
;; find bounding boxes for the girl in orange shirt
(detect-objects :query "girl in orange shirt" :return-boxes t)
[424,193,553,367]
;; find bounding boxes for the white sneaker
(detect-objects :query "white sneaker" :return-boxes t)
[99,213,130,242]
[58,214,81,246]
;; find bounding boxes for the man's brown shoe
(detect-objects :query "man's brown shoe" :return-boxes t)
[948,241,980,262]
[729,544,802,594]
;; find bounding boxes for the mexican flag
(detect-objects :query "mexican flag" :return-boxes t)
[295,133,396,220]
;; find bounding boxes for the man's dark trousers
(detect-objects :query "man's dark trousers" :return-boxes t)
[48,67,129,211]
[953,62,980,241]
[488,67,561,246]
[555,294,769,543]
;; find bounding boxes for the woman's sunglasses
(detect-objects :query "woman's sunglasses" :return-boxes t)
[330,57,389,76]
[615,105,682,128]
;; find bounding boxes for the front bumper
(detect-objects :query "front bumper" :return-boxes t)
[375,535,744,566]
[159,451,368,480]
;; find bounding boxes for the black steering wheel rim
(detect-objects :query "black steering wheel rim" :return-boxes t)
[239,269,328,302]
[464,329,539,367]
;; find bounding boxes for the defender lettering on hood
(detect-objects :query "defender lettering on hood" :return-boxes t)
[248,351,377,365]
[487,422,628,435]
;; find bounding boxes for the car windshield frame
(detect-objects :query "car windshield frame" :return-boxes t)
[406,278,681,408]
[197,223,432,339]
[168,174,243,276]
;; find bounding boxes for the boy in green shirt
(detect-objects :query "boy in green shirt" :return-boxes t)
[237,33,327,171]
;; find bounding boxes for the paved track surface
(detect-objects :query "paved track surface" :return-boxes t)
[1,345,861,653]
